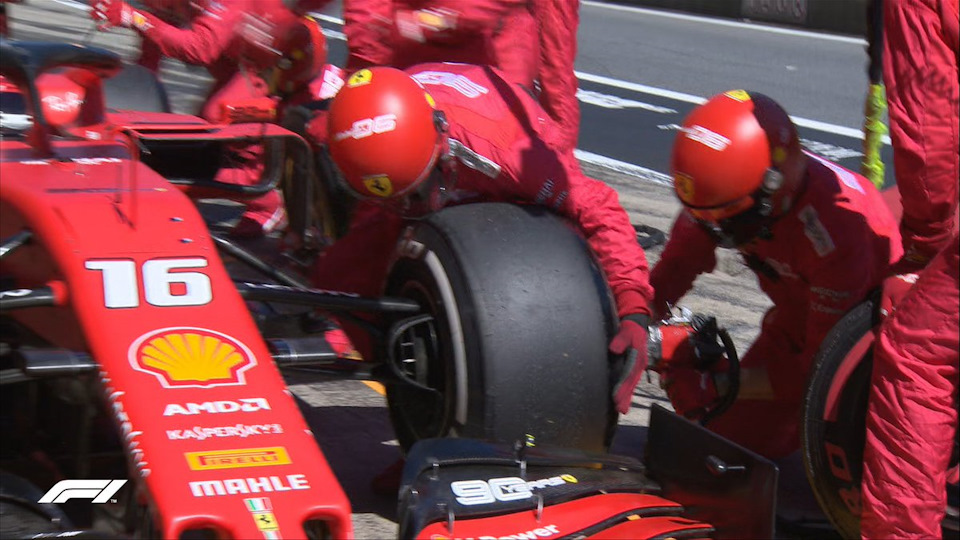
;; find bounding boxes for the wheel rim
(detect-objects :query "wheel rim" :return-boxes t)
[808,325,959,536]
[388,279,456,442]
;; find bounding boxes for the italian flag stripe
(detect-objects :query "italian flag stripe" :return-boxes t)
[245,498,270,512]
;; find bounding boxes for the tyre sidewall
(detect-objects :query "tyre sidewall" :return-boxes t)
[386,203,617,453]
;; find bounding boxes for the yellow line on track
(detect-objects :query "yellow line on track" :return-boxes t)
[363,381,386,395]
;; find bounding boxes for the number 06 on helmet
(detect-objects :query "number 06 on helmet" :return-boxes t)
[326,67,446,201]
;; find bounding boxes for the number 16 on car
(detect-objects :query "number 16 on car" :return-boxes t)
[85,257,213,308]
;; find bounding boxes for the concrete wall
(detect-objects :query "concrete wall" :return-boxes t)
[612,0,869,37]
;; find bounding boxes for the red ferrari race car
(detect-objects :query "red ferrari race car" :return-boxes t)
[0,34,790,539]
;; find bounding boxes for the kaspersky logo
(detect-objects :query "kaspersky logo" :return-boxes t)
[130,327,257,388]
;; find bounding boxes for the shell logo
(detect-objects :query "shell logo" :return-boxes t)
[129,327,257,388]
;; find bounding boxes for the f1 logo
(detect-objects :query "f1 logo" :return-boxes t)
[38,480,128,504]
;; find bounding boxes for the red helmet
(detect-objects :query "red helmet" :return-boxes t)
[671,90,806,240]
[327,67,444,200]
[269,15,328,96]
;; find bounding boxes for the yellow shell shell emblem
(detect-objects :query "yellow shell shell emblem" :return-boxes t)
[363,175,394,197]
[724,89,751,102]
[675,172,696,202]
[347,69,373,87]
[131,328,256,388]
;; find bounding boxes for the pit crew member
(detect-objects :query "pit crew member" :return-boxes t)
[881,0,959,271]
[91,0,297,236]
[649,90,901,460]
[860,0,959,536]
[286,0,581,152]
[861,233,959,539]
[309,64,654,416]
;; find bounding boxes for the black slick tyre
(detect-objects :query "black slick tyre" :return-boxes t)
[385,203,618,453]
[802,296,959,538]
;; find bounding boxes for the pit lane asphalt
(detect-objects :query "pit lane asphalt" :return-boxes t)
[6,2,846,537]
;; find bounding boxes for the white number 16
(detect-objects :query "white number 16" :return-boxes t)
[85,258,212,308]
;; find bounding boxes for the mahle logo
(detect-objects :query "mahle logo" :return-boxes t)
[38,480,127,504]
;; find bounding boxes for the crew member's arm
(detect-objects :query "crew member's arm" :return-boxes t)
[649,210,719,318]
[92,0,241,67]
[393,0,519,45]
[136,39,162,73]
[137,5,241,67]
[342,0,394,70]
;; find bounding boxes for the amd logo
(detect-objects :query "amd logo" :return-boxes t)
[163,398,271,416]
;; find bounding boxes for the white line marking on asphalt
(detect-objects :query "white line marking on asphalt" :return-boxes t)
[577,89,677,113]
[576,72,707,105]
[310,13,344,25]
[576,72,890,144]
[574,149,674,186]
[312,11,887,184]
[581,0,867,45]
[50,0,92,11]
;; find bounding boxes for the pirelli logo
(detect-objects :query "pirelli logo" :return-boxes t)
[185,447,291,471]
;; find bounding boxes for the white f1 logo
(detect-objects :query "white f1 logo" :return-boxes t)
[38,480,128,504]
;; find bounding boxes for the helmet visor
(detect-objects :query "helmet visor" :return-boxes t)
[686,195,754,225]
[694,201,773,248]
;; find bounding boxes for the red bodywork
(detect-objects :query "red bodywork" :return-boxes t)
[0,44,353,538]
[416,493,713,539]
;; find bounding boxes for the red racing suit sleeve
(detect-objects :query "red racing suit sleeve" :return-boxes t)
[136,38,162,73]
[562,163,653,318]
[882,0,960,264]
[649,211,718,318]
[533,0,581,152]
[400,0,519,40]
[343,0,394,70]
[133,2,245,68]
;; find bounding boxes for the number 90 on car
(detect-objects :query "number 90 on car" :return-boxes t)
[451,474,578,506]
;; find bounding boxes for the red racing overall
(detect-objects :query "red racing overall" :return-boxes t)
[310,63,652,353]
[118,0,296,234]
[651,154,901,459]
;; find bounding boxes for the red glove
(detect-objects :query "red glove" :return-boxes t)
[879,271,919,318]
[609,314,650,415]
[92,0,154,32]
